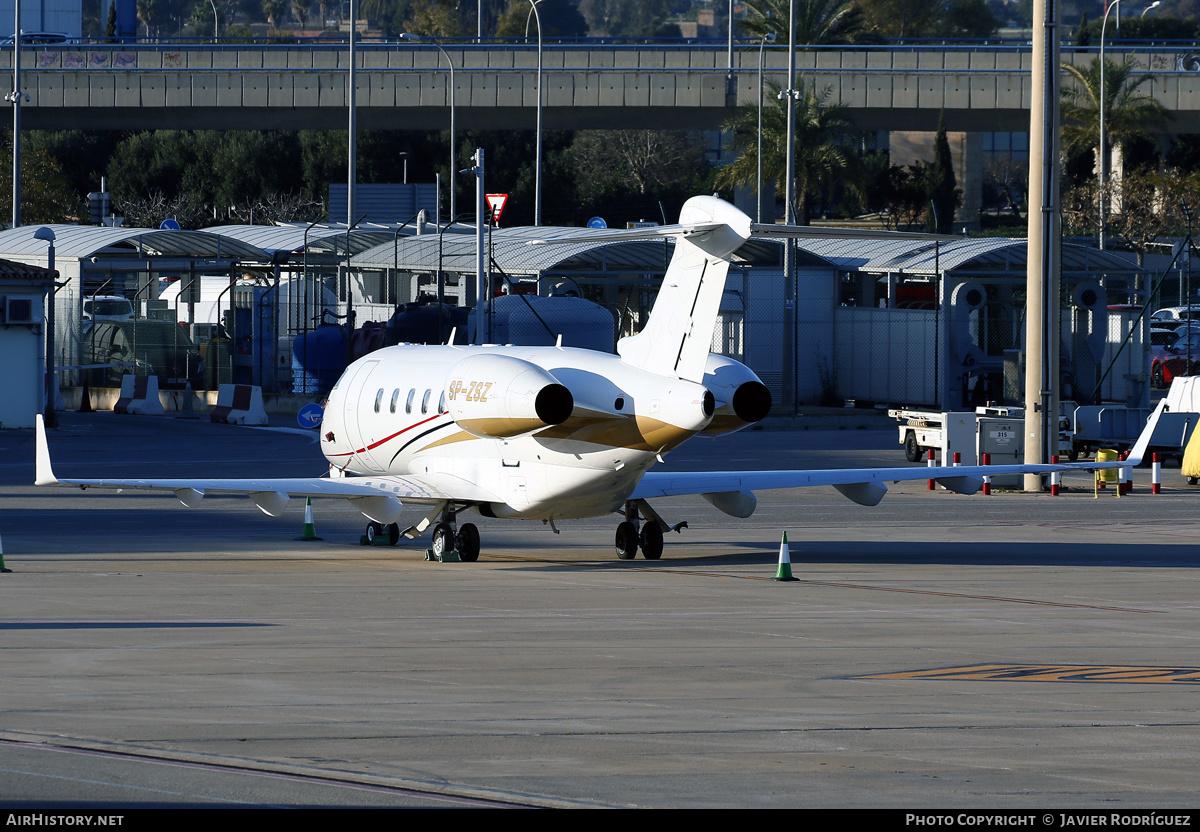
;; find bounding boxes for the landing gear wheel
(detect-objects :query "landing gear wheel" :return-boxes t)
[1153,364,1165,389]
[365,521,383,542]
[904,431,921,463]
[615,522,638,560]
[1189,477,1198,486]
[456,523,480,562]
[386,523,400,545]
[639,523,664,560]
[431,522,455,559]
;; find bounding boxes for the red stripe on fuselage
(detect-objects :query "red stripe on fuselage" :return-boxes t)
[327,413,447,458]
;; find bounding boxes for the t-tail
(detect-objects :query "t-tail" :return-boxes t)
[617,196,753,383]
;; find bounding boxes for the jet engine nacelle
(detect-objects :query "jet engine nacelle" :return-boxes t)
[446,353,574,439]
[701,354,773,435]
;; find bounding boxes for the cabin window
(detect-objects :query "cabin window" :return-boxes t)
[374,389,383,413]
[390,389,399,414]
[421,389,431,414]
[406,389,416,414]
[615,396,624,411]
[438,391,446,414]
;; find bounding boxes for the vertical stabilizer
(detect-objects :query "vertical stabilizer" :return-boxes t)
[617,196,752,382]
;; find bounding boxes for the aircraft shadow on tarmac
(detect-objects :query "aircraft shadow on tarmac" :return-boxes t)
[6,502,1199,570]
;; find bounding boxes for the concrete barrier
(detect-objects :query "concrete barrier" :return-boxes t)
[114,375,165,416]
[210,384,269,426]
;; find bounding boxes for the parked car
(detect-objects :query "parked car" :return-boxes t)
[81,320,203,389]
[0,32,73,44]
[1151,306,1200,325]
[1151,328,1182,347]
[1151,331,1200,388]
[82,295,135,321]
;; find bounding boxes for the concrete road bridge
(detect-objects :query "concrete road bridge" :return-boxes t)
[6,41,1200,134]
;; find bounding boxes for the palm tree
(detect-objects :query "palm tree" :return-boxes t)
[738,0,866,45]
[1061,56,1169,178]
[716,80,853,224]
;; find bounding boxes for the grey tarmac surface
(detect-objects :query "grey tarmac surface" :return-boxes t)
[1,412,1199,808]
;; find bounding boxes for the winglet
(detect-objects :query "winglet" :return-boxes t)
[1125,398,1169,466]
[34,414,60,486]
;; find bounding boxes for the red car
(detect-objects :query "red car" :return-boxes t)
[1151,331,1200,388]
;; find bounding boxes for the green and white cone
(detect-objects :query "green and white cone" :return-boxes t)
[0,526,10,572]
[298,497,321,541]
[773,531,797,581]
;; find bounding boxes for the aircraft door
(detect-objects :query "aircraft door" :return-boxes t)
[341,359,384,472]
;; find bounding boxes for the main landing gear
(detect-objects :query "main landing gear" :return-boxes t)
[614,500,669,560]
[362,502,480,562]
[430,520,480,562]
[429,504,480,562]
[364,521,401,546]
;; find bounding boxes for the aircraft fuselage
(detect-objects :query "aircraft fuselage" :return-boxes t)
[319,344,721,521]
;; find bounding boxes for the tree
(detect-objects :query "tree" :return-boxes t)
[738,0,867,45]
[261,0,287,31]
[572,130,709,198]
[401,0,461,37]
[494,0,588,38]
[855,0,943,39]
[934,0,999,39]
[715,80,853,224]
[577,0,677,38]
[926,114,960,233]
[1061,57,1169,183]
[0,134,80,223]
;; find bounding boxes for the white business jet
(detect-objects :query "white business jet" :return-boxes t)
[35,195,1161,561]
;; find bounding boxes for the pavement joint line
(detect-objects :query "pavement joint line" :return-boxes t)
[482,553,1162,613]
[0,735,604,809]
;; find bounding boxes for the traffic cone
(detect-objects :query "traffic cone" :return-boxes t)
[0,528,10,572]
[773,532,798,582]
[297,497,321,541]
[178,382,198,420]
[79,379,92,413]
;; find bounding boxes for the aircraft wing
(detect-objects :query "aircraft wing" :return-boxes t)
[632,460,1130,508]
[635,397,1168,507]
[34,416,449,524]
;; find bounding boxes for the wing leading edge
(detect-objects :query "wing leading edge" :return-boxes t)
[34,415,450,524]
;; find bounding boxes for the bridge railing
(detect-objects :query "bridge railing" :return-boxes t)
[3,42,1197,75]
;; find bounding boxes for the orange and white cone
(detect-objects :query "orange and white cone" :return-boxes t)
[774,532,798,582]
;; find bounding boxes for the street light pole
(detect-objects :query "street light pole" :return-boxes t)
[757,32,775,224]
[401,34,457,224]
[526,0,544,226]
[347,0,356,228]
[8,0,24,229]
[1098,0,1124,251]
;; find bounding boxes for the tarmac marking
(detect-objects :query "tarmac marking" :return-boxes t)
[860,663,1200,684]
[482,554,1160,613]
[0,737,564,808]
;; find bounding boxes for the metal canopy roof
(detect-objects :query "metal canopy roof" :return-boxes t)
[352,226,825,273]
[786,236,1142,275]
[201,224,406,257]
[0,225,270,260]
